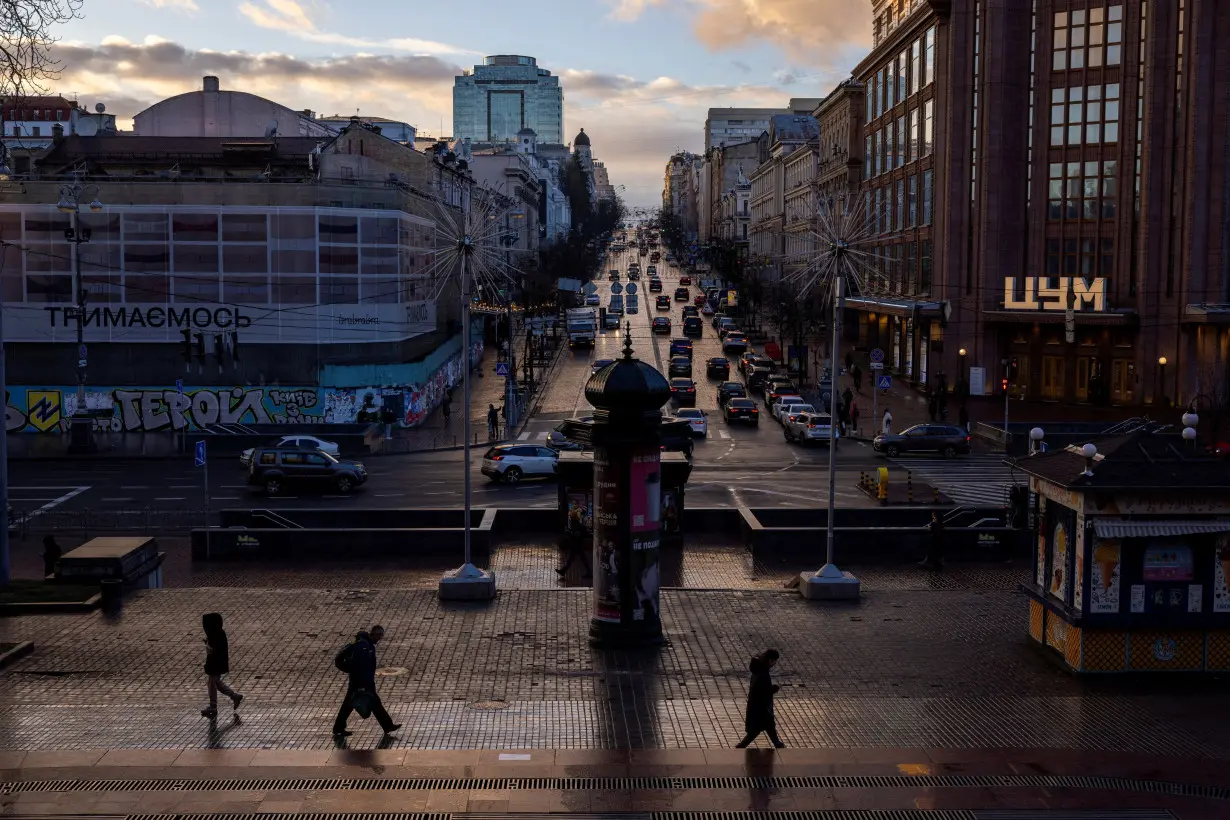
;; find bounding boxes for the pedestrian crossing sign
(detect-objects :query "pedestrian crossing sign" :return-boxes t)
[495,362,510,377]
[877,375,892,390]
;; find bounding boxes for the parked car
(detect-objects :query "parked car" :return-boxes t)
[546,416,594,451]
[784,412,838,445]
[711,312,729,329]
[706,357,731,379]
[481,444,560,484]
[674,287,690,302]
[762,375,797,397]
[669,338,694,358]
[746,366,774,393]
[668,356,692,378]
[765,386,801,411]
[659,417,696,459]
[649,279,663,292]
[874,424,973,458]
[682,316,703,337]
[723,397,760,425]
[718,323,742,339]
[592,358,616,372]
[722,334,749,355]
[775,401,816,423]
[240,435,339,468]
[247,446,367,496]
[738,352,760,375]
[676,408,708,437]
[669,377,697,406]
[652,316,671,334]
[717,381,747,406]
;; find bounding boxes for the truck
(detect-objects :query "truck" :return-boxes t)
[566,307,598,347]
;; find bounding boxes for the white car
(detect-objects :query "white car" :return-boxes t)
[675,408,708,437]
[481,444,559,483]
[776,402,816,424]
[770,396,805,422]
[240,435,339,467]
[784,412,839,445]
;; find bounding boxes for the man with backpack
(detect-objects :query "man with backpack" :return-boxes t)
[332,625,400,738]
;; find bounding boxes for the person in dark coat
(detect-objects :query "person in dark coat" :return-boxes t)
[958,403,970,433]
[851,364,863,394]
[201,612,243,718]
[735,649,785,748]
[927,394,938,422]
[920,512,945,570]
[42,535,62,578]
[332,625,400,738]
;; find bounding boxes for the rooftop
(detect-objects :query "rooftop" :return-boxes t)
[1010,431,1230,491]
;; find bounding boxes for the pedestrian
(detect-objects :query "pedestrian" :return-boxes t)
[920,512,945,570]
[333,625,401,738]
[487,404,500,439]
[844,351,853,374]
[842,387,853,414]
[836,398,850,436]
[735,648,785,749]
[441,393,452,426]
[201,612,243,719]
[851,364,863,394]
[850,399,860,436]
[938,389,949,422]
[928,395,938,422]
[42,534,62,578]
[958,403,969,434]
[881,407,893,436]
[557,504,592,577]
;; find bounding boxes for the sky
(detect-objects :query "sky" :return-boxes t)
[48,0,873,208]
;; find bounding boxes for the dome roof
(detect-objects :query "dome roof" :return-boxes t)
[518,127,537,137]
[573,128,591,147]
[585,325,670,413]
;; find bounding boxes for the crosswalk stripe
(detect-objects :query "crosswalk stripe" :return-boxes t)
[517,431,531,440]
[888,455,1017,508]
[719,430,731,439]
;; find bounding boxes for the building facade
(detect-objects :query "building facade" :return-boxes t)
[747,115,821,287]
[452,55,564,145]
[706,140,764,242]
[814,79,866,206]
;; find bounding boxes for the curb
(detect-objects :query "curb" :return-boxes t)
[0,594,101,617]
[0,641,34,669]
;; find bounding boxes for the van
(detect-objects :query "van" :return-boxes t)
[682,316,703,337]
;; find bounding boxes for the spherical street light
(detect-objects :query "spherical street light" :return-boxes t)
[1029,427,1045,442]
[1080,443,1098,459]
[1182,411,1199,428]
[1158,356,1167,366]
[1182,427,1198,441]
[958,348,967,357]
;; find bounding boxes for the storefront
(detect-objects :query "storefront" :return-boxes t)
[847,297,946,388]
[1016,429,1230,673]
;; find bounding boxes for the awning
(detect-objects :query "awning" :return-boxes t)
[1092,519,1230,539]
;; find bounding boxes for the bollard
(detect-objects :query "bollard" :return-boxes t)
[100,579,123,614]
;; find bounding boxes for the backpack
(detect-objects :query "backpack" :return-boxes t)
[334,643,354,674]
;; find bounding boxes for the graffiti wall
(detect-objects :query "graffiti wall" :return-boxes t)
[6,338,485,434]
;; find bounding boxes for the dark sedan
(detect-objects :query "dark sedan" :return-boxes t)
[668,356,692,378]
[717,381,746,406]
[546,416,595,451]
[873,424,972,458]
[669,338,693,358]
[723,397,760,425]
[706,357,731,379]
[722,334,749,355]
[652,316,671,334]
[669,378,697,406]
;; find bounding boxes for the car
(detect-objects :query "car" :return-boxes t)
[723,397,760,425]
[717,381,746,406]
[746,366,774,393]
[676,408,708,437]
[546,416,594,451]
[711,312,729,329]
[649,279,663,292]
[722,335,749,354]
[679,275,692,285]
[603,312,621,329]
[706,357,731,379]
[651,252,661,263]
[592,358,616,372]
[694,294,706,307]
[608,305,624,316]
[784,412,838,445]
[585,293,600,306]
[609,270,621,281]
[674,287,690,302]
[627,269,640,280]
[652,316,671,334]
[668,355,692,378]
[665,254,676,263]
[717,318,739,337]
[646,265,657,276]
[481,444,560,484]
[762,375,796,397]
[669,338,693,358]
[681,305,699,319]
[247,446,367,496]
[738,352,760,375]
[701,303,715,316]
[874,424,973,458]
[776,401,816,424]
[765,386,801,411]
[769,394,804,418]
[719,324,742,340]
[240,434,339,468]
[655,295,671,310]
[682,317,703,338]
[669,377,697,406]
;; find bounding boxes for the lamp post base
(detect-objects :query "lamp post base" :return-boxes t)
[799,563,861,601]
[438,563,496,601]
[66,416,97,455]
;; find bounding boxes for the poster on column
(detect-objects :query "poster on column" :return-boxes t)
[628,445,663,624]
[1214,534,1230,613]
[592,447,622,623]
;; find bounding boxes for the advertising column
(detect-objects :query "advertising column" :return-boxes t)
[591,444,663,632]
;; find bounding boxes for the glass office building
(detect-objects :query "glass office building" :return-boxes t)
[453,55,564,144]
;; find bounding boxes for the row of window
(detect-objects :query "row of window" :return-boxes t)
[1044,237,1115,278]
[12,274,421,306]
[867,26,937,122]
[867,239,934,297]
[1049,83,1121,146]
[870,170,935,235]
[6,108,66,121]
[1047,160,1118,220]
[867,101,935,178]
[1053,6,1124,71]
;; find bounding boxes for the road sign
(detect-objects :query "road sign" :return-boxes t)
[870,348,885,363]
[625,282,638,295]
[175,378,183,396]
[877,375,892,390]
[584,281,598,295]
[194,439,207,467]
[78,343,88,358]
[870,362,884,370]
[495,362,510,377]
[610,282,624,295]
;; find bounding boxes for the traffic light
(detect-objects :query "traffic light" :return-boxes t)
[1009,357,1020,381]
[180,329,192,362]
[193,332,206,362]
[1001,377,1009,393]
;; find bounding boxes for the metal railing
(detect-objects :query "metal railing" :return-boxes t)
[14,507,209,536]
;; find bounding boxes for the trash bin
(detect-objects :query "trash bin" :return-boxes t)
[100,579,123,612]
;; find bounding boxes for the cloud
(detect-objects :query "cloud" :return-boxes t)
[606,0,668,22]
[142,0,199,11]
[238,0,477,56]
[691,0,872,63]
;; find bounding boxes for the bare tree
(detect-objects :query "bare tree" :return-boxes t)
[0,0,84,96]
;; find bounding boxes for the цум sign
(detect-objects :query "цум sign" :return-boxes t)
[7,301,437,344]
[1003,277,1107,312]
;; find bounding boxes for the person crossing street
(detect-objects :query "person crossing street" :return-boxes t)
[333,625,400,739]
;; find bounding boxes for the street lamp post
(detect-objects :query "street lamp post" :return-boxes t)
[58,183,103,454]
[1157,356,1168,406]
[0,127,11,584]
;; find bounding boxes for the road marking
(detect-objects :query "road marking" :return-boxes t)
[120,485,150,489]
[374,493,404,497]
[220,484,249,489]
[169,485,196,490]
[23,486,91,520]
[211,496,240,501]
[153,497,186,502]
[100,497,134,503]
[718,430,731,439]
[10,486,91,490]
[517,431,531,440]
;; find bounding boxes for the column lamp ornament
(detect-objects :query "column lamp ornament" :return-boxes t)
[585,322,671,647]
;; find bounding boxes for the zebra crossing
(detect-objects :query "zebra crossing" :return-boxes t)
[887,454,1020,508]
[516,429,735,441]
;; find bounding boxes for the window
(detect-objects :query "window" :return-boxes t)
[885,124,894,172]
[922,169,933,224]
[173,214,219,242]
[31,126,40,136]
[896,179,905,230]
[875,187,884,234]
[922,99,934,156]
[865,135,873,179]
[1054,6,1124,70]
[886,60,896,110]
[280,452,305,466]
[873,130,882,176]
[920,239,932,293]
[908,108,919,162]
[867,76,875,121]
[897,117,906,167]
[877,67,886,117]
[908,175,918,226]
[911,40,922,96]
[924,26,936,85]
[898,49,908,101]
[259,452,276,465]
[221,213,268,242]
[1047,157,1118,222]
[1050,83,1121,146]
[1045,238,1060,275]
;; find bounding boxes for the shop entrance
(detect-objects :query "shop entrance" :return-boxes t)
[1042,356,1065,400]
[1111,359,1135,404]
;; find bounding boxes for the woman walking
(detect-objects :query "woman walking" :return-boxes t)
[735,649,785,748]
[201,612,243,719]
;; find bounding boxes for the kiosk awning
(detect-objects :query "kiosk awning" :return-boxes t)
[1092,519,1230,538]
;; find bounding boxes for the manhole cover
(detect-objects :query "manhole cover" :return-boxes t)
[375,666,407,677]
[470,699,511,710]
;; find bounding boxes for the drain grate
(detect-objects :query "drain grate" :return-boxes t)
[38,812,1182,820]
[3,775,1224,801]
[653,813,977,820]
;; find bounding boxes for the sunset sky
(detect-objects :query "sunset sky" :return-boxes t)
[50,0,872,207]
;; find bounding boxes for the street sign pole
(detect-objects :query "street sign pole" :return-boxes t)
[195,440,210,560]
